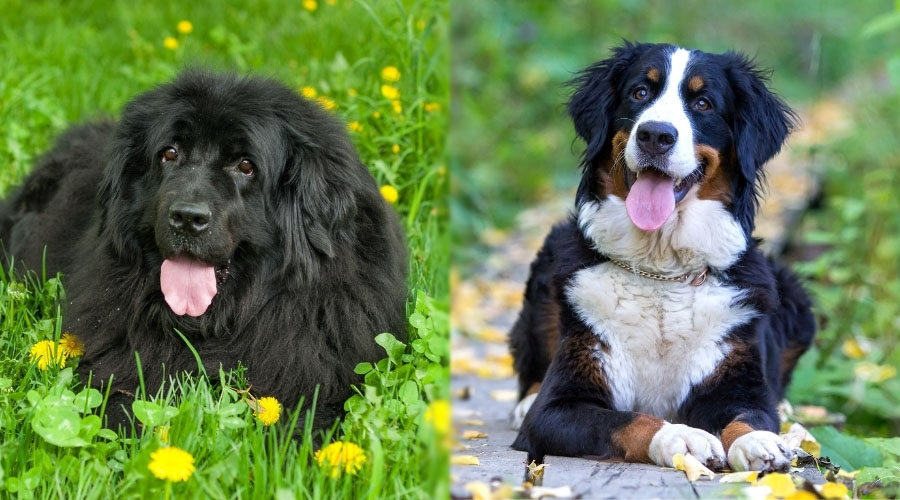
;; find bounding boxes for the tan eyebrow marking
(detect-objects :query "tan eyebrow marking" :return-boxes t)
[647,67,660,83]
[689,75,704,92]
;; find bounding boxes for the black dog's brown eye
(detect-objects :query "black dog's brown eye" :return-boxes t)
[238,159,254,176]
[161,147,178,162]
[633,87,648,101]
[694,98,711,111]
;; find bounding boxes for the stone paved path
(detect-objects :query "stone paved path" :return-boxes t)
[450,99,851,498]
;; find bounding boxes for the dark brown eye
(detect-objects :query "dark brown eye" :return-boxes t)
[633,87,648,101]
[238,159,254,176]
[161,147,178,162]
[694,98,711,111]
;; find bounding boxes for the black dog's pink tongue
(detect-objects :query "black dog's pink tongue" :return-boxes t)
[160,256,217,317]
[625,169,675,231]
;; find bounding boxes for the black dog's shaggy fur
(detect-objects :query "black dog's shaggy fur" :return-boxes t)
[0,71,407,429]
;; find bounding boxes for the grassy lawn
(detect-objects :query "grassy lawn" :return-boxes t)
[0,0,449,498]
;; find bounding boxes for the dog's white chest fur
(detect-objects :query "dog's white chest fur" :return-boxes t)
[566,264,756,420]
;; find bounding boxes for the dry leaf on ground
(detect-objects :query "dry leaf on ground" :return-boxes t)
[673,453,714,481]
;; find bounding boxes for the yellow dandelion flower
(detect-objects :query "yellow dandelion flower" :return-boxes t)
[437,165,447,176]
[841,339,865,359]
[372,111,381,119]
[381,66,401,82]
[59,332,84,358]
[177,20,193,34]
[855,362,897,382]
[380,185,399,204]
[424,102,441,113]
[424,399,450,435]
[347,88,358,97]
[148,446,195,482]
[391,144,400,154]
[300,86,317,99]
[29,340,66,370]
[391,100,402,114]
[163,37,178,50]
[315,442,366,478]
[255,396,281,425]
[316,96,336,110]
[303,0,317,11]
[380,84,399,100]
[416,19,426,31]
[348,121,363,132]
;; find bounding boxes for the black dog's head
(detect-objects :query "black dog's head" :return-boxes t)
[98,70,374,316]
[569,42,796,271]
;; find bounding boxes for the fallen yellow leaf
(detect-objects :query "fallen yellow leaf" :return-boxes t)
[526,460,547,484]
[462,430,488,440]
[673,453,714,481]
[800,439,821,457]
[756,473,796,497]
[818,481,849,499]
[784,491,818,500]
[719,471,759,483]
[490,390,518,402]
[459,419,485,426]
[465,481,492,500]
[451,455,480,466]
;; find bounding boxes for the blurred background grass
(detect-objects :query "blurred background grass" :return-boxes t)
[451,0,900,437]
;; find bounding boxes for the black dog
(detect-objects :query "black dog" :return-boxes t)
[0,70,408,429]
[509,43,815,472]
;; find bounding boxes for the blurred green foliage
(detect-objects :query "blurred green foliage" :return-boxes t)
[450,0,899,259]
[789,89,900,437]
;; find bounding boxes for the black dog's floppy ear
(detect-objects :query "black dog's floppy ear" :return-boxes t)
[275,110,361,277]
[725,52,798,231]
[567,41,652,167]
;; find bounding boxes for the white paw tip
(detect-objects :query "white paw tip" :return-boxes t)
[510,392,538,430]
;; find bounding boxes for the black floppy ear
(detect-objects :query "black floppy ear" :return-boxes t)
[726,52,798,232]
[567,41,652,167]
[275,117,360,277]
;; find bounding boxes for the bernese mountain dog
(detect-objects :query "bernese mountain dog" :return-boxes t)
[509,42,816,473]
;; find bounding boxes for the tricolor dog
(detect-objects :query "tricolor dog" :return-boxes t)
[509,42,815,472]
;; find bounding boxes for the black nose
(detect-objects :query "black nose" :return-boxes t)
[168,202,211,235]
[636,121,678,155]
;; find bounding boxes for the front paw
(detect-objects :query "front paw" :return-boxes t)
[728,430,793,472]
[648,423,726,470]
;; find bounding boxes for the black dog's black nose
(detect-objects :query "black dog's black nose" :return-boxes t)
[168,202,211,235]
[636,121,678,155]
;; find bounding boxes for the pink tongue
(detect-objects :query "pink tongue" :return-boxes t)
[625,170,676,231]
[160,256,217,317]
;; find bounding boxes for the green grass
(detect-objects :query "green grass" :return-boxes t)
[0,0,449,498]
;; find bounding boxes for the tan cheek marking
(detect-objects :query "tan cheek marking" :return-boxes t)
[721,421,755,453]
[695,144,731,204]
[612,414,665,463]
[597,131,630,199]
[647,67,660,83]
[689,76,704,92]
[526,382,541,396]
